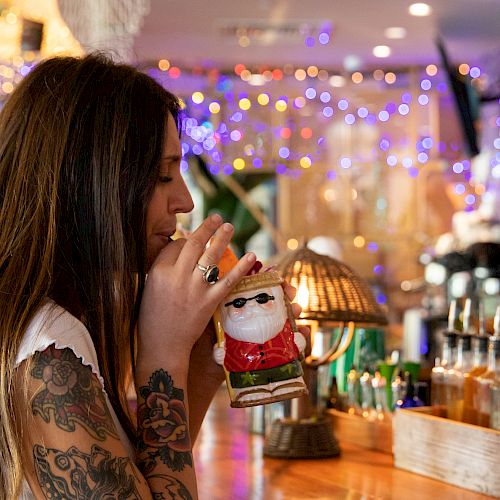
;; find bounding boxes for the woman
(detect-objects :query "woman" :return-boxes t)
[0,54,304,499]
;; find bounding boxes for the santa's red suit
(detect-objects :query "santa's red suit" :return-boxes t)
[224,319,299,372]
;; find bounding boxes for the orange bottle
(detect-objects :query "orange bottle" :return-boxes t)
[431,300,458,418]
[463,304,488,424]
[475,306,500,428]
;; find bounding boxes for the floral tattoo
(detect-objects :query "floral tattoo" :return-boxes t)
[137,369,192,475]
[33,444,140,498]
[30,346,118,440]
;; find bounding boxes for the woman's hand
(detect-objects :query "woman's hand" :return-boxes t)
[136,214,256,370]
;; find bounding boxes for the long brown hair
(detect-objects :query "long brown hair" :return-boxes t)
[0,54,180,498]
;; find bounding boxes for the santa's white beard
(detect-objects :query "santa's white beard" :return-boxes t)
[223,304,287,344]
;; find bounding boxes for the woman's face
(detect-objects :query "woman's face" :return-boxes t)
[145,113,194,266]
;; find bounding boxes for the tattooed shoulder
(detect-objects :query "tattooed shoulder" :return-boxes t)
[30,345,119,440]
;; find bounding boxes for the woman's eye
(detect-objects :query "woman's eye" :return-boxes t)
[158,175,173,183]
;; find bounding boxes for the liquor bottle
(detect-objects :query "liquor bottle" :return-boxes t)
[445,299,474,421]
[359,366,375,419]
[396,372,425,409]
[431,300,458,417]
[391,369,406,411]
[476,306,500,428]
[346,365,361,415]
[464,303,489,424]
[371,371,389,419]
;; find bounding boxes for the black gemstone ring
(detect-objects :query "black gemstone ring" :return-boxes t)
[197,263,219,285]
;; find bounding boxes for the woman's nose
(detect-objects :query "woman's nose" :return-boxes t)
[171,177,194,214]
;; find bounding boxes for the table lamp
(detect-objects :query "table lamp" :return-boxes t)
[263,246,388,458]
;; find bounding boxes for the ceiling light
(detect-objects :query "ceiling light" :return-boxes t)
[409,3,432,16]
[329,75,346,87]
[373,45,391,58]
[384,27,407,39]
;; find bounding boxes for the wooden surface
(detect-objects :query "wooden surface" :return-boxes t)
[328,408,393,454]
[194,387,496,500]
[393,407,500,498]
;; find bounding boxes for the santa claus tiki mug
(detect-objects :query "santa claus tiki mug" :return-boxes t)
[213,271,308,408]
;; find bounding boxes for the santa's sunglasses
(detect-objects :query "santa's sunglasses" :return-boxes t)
[224,292,275,309]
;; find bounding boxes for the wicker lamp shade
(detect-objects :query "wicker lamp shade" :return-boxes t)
[277,246,387,325]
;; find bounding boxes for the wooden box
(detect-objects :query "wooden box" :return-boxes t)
[393,407,500,498]
[326,409,393,454]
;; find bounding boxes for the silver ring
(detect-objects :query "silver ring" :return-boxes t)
[197,263,219,285]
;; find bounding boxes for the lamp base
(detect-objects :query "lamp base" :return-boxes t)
[263,417,340,458]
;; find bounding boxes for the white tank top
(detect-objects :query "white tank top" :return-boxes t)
[14,298,134,498]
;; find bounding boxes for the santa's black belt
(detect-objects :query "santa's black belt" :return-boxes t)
[229,360,303,388]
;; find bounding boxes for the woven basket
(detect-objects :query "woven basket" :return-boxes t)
[264,417,340,458]
[276,246,387,325]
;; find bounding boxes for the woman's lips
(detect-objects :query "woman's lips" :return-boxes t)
[156,233,174,244]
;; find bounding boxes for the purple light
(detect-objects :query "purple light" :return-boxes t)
[495,117,500,127]
[253,158,263,168]
[180,159,189,172]
[452,162,464,174]
[436,82,447,93]
[323,106,334,117]
[357,107,368,118]
[338,99,348,111]
[374,264,384,274]
[422,137,433,149]
[366,114,377,125]
[317,137,326,146]
[367,242,379,252]
[345,113,355,125]
[318,32,330,45]
[320,91,331,103]
[398,103,410,115]
[276,163,287,174]
[305,87,317,99]
[223,164,234,175]
[438,141,446,153]
[340,157,352,169]
[379,139,390,151]
[279,147,290,159]
[203,138,216,150]
[401,93,412,104]
[469,66,481,78]
[454,183,466,195]
[294,97,305,109]
[417,152,429,163]
[402,157,413,168]
[224,92,234,102]
[465,194,476,205]
[212,151,222,162]
[376,293,387,305]
[408,167,419,177]
[418,94,429,105]
[218,123,228,133]
[231,112,243,122]
[209,165,220,175]
[181,142,190,155]
[20,65,31,76]
[230,130,242,141]
[192,144,203,155]
[326,170,337,180]
[386,102,397,114]
[387,155,397,167]
[305,36,315,47]
[493,137,500,149]
[378,110,389,122]
[420,79,431,91]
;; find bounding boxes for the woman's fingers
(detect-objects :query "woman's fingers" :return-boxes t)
[282,282,297,301]
[177,214,224,270]
[209,252,256,299]
[198,222,234,269]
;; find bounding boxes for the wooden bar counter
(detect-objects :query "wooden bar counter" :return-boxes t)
[194,387,495,499]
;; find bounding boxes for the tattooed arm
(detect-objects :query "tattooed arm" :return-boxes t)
[13,346,188,499]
